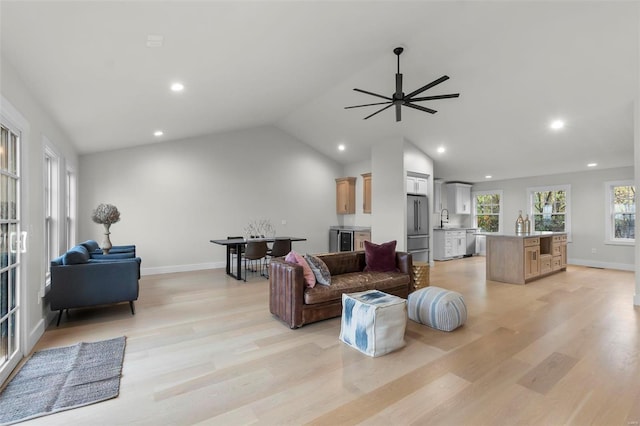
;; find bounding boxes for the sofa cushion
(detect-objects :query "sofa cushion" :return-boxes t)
[304,271,410,305]
[62,245,90,265]
[363,240,398,272]
[80,240,100,252]
[285,251,316,288]
[304,254,331,286]
[318,252,365,276]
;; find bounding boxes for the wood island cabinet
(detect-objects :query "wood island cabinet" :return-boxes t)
[486,233,567,284]
[335,177,356,214]
[361,173,371,214]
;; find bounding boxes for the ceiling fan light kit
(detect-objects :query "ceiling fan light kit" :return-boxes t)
[345,47,459,122]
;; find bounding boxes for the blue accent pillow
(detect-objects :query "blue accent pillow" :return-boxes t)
[63,245,90,265]
[80,240,100,252]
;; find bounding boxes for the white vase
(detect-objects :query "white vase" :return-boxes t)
[102,223,112,254]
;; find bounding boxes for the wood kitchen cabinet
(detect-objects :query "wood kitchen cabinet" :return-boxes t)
[361,173,371,214]
[486,233,567,284]
[446,183,472,214]
[335,177,356,214]
[354,231,371,250]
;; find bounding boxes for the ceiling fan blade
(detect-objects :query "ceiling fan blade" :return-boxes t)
[396,103,402,122]
[395,73,403,98]
[344,101,392,110]
[353,88,392,101]
[364,103,393,120]
[404,102,437,114]
[404,75,450,100]
[409,93,460,102]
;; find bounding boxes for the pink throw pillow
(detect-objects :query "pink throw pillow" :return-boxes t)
[284,250,317,288]
[363,240,398,272]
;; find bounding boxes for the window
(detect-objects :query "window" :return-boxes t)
[528,185,571,236]
[605,180,635,245]
[44,144,59,284]
[473,190,503,232]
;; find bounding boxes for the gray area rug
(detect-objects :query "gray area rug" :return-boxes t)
[0,336,126,425]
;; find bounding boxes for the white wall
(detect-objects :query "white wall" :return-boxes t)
[79,126,342,274]
[1,59,79,350]
[341,160,372,229]
[473,166,635,270]
[371,137,406,248]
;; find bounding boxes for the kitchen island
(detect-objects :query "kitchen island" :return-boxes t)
[485,232,567,284]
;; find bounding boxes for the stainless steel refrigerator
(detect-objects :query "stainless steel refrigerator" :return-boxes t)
[407,194,429,262]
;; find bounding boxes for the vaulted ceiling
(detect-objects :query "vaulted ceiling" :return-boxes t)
[1,1,638,182]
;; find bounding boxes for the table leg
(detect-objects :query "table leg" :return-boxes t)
[226,246,231,275]
[236,243,243,280]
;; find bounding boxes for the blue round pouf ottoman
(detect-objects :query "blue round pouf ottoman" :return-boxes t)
[407,286,467,331]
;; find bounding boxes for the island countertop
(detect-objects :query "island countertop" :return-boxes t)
[482,231,567,238]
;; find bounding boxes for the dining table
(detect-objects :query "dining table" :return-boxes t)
[210,236,307,280]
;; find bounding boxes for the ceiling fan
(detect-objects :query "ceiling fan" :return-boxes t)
[345,47,459,122]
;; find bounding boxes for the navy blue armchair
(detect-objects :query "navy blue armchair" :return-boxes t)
[49,244,141,326]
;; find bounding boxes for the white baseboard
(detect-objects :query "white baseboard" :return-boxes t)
[141,261,225,276]
[26,318,46,354]
[568,258,634,272]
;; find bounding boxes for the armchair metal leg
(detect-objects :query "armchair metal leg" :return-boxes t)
[56,309,64,327]
[129,301,135,315]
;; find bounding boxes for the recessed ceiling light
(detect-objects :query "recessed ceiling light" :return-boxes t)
[437,146,446,154]
[485,175,493,179]
[154,130,163,137]
[338,144,346,151]
[170,82,184,92]
[587,163,597,167]
[550,119,565,130]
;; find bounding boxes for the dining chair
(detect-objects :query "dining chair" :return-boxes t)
[228,236,244,275]
[243,240,268,282]
[265,238,291,278]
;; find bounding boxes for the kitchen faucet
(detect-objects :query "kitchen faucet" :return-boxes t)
[440,208,449,228]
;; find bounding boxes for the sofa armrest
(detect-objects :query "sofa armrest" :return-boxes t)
[395,251,414,291]
[269,258,306,328]
[49,259,140,311]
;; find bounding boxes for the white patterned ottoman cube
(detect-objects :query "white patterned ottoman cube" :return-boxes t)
[339,290,407,357]
[407,286,467,332]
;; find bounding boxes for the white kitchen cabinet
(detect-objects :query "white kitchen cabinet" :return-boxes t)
[433,179,446,213]
[407,176,428,195]
[434,230,466,260]
[446,183,472,215]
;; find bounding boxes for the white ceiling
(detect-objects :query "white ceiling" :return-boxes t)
[1,1,638,182]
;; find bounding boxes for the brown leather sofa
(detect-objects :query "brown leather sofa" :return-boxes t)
[269,251,414,329]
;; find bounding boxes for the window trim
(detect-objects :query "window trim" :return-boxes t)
[472,189,504,233]
[604,180,635,246]
[43,140,59,288]
[527,184,571,241]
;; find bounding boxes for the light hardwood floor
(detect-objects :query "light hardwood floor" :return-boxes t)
[13,257,640,425]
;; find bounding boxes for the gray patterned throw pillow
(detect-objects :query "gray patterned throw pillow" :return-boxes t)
[304,254,331,286]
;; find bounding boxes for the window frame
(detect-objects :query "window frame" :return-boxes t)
[527,184,571,241]
[604,180,635,246]
[43,142,59,287]
[472,189,503,233]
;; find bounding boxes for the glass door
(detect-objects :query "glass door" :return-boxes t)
[0,123,21,384]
